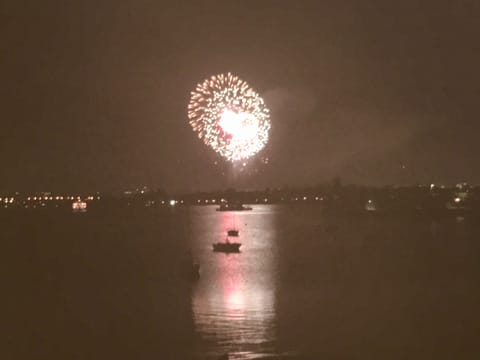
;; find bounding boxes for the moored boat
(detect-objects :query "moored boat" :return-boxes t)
[216,203,252,211]
[227,229,239,237]
[212,240,241,253]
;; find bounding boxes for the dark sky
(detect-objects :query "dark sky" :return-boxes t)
[1,1,479,193]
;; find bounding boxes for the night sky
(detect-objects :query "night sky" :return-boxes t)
[1,1,479,193]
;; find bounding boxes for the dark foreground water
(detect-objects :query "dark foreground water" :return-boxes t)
[3,205,480,359]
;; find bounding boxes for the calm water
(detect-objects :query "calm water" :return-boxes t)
[3,205,480,359]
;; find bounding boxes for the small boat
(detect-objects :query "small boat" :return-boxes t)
[446,197,469,211]
[226,214,240,236]
[216,203,252,211]
[72,200,87,213]
[365,199,377,212]
[213,239,241,253]
[227,229,239,237]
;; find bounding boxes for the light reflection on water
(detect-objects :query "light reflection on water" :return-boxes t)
[183,205,480,358]
[6,205,479,358]
[189,206,278,358]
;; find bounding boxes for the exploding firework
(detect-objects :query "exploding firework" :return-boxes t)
[188,73,270,162]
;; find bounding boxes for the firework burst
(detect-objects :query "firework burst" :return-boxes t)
[188,73,270,161]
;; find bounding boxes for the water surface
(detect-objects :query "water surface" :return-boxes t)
[3,205,480,359]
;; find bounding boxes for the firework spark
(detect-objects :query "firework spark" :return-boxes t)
[188,73,270,161]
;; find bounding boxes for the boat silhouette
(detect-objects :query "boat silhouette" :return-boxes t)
[212,239,241,253]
